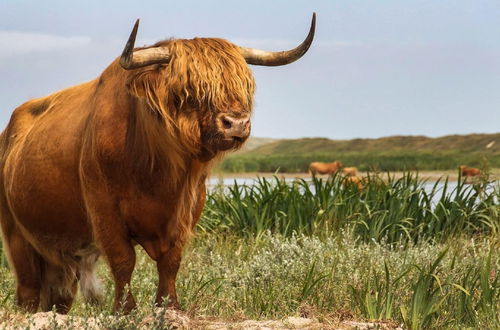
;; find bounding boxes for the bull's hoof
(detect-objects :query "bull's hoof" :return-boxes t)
[113,297,137,315]
[167,301,182,311]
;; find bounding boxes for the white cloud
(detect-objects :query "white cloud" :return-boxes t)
[0,31,91,58]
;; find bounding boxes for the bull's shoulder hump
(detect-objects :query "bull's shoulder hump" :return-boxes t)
[25,97,51,116]
[17,80,98,118]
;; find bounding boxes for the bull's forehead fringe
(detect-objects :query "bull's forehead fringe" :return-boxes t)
[140,38,255,112]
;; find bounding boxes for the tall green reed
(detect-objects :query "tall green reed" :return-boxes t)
[200,172,499,244]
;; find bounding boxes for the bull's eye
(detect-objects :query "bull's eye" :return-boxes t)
[222,118,232,129]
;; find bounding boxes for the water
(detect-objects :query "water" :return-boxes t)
[206,177,460,192]
[207,177,297,188]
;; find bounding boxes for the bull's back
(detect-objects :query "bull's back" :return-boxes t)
[1,81,97,258]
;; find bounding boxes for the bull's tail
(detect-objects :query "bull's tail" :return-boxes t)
[78,250,104,305]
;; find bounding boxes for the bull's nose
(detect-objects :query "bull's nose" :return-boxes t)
[219,115,251,140]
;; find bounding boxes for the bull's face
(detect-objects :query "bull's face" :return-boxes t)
[120,14,315,160]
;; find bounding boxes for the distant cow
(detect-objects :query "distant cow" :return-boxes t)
[342,167,358,177]
[0,15,316,314]
[309,161,343,175]
[343,176,363,191]
[459,165,481,177]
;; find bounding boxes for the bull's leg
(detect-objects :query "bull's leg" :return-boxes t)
[155,243,183,308]
[155,183,206,309]
[40,262,78,313]
[0,222,41,312]
[97,233,137,313]
[154,181,206,308]
[84,188,137,313]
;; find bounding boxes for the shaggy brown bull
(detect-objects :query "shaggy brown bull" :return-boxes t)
[309,161,343,175]
[0,15,316,314]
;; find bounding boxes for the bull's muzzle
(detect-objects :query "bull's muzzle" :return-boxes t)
[219,115,251,142]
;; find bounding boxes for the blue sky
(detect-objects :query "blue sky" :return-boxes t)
[1,1,499,139]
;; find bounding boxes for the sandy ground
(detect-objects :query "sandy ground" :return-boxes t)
[0,309,402,329]
[211,169,500,182]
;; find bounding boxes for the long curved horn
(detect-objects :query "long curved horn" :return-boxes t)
[239,13,316,66]
[120,19,171,70]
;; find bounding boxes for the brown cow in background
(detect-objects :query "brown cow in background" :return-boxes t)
[459,165,481,177]
[342,167,358,177]
[309,161,343,175]
[0,16,315,314]
[343,176,364,191]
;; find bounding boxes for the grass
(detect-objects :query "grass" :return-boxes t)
[0,173,498,329]
[0,233,497,329]
[200,173,499,244]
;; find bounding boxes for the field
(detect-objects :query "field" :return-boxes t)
[219,134,500,173]
[0,173,499,329]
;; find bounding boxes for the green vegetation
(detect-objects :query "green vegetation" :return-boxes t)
[221,151,500,172]
[0,173,498,329]
[201,174,499,243]
[220,134,500,172]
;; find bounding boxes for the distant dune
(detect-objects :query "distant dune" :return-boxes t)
[243,133,500,156]
[239,137,279,152]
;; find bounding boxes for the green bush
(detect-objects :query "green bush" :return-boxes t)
[218,152,500,173]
